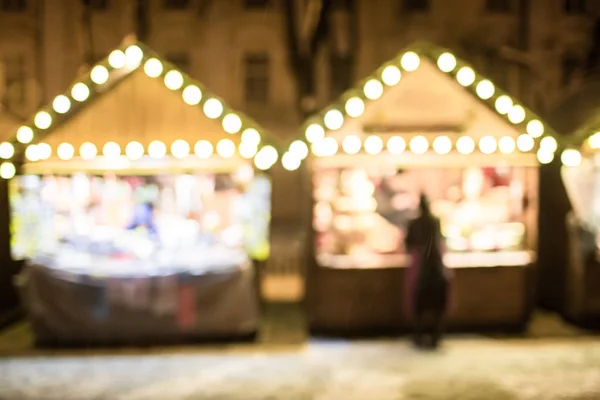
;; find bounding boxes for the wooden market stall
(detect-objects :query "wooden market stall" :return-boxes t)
[0,38,279,346]
[281,43,561,335]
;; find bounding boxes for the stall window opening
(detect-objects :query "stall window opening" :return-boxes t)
[244,53,270,104]
[330,53,353,99]
[163,0,189,10]
[561,55,579,87]
[401,0,429,12]
[0,0,26,11]
[563,0,586,14]
[485,0,512,13]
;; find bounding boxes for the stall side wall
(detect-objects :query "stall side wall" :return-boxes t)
[0,180,21,327]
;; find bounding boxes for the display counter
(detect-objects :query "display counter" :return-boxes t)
[16,247,259,346]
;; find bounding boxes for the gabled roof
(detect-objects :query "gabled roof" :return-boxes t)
[281,41,562,170]
[0,37,281,178]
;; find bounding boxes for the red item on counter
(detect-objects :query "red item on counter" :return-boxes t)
[177,283,197,329]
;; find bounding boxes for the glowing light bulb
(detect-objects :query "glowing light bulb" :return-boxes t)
[0,142,15,159]
[387,136,406,154]
[281,152,301,171]
[108,50,126,68]
[171,139,190,159]
[34,111,52,129]
[305,124,325,143]
[148,140,166,159]
[16,126,34,144]
[478,136,497,154]
[432,135,452,155]
[37,142,51,160]
[125,141,145,160]
[52,95,71,114]
[255,145,278,170]
[164,70,184,90]
[241,128,261,146]
[324,109,344,130]
[203,98,223,119]
[102,141,121,158]
[90,65,109,84]
[363,79,383,100]
[216,138,236,158]
[239,142,258,159]
[475,80,495,100]
[409,135,429,154]
[125,45,143,67]
[71,83,90,102]
[342,135,362,154]
[57,143,75,160]
[25,145,40,162]
[508,104,526,124]
[79,142,97,160]
[182,85,202,105]
[437,52,456,72]
[0,162,16,179]
[381,65,401,86]
[495,95,513,115]
[456,67,476,86]
[589,132,600,149]
[345,97,365,118]
[537,148,554,164]
[194,140,213,158]
[526,119,544,138]
[401,51,420,71]
[561,149,581,167]
[516,134,534,152]
[289,140,309,160]
[456,136,475,155]
[144,58,163,78]
[364,135,383,155]
[312,137,338,157]
[540,136,558,153]
[498,136,516,154]
[222,113,242,134]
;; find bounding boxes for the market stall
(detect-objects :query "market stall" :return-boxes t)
[280,43,560,335]
[0,38,279,345]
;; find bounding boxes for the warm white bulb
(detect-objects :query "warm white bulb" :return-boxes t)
[171,139,190,159]
[194,140,213,158]
[34,111,52,130]
[25,145,40,162]
[52,95,71,114]
[203,98,223,119]
[540,136,558,153]
[437,52,457,72]
[108,50,126,69]
[345,97,365,118]
[255,145,278,170]
[305,124,325,143]
[125,45,143,67]
[381,65,401,86]
[508,104,526,124]
[561,149,581,167]
[312,137,338,157]
[0,162,16,179]
[289,140,309,160]
[102,141,121,158]
[79,142,97,160]
[432,136,452,155]
[57,142,75,160]
[239,142,258,159]
[387,136,406,154]
[241,128,261,146]
[71,83,90,102]
[148,140,167,159]
[37,142,51,160]
[222,113,242,134]
[144,58,163,78]
[456,67,476,86]
[363,79,384,100]
[182,85,202,105]
[323,109,344,130]
[456,136,475,155]
[409,135,429,154]
[281,152,301,171]
[498,136,516,154]
[164,70,184,90]
[342,135,362,155]
[90,65,109,84]
[537,148,554,164]
[495,95,513,115]
[16,126,34,144]
[364,135,383,155]
[516,134,534,152]
[0,142,14,159]
[216,138,236,158]
[588,132,600,149]
[125,141,145,160]
[526,119,544,138]
[401,51,420,71]
[478,136,497,154]
[475,80,495,100]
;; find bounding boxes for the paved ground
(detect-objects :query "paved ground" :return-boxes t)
[0,305,599,399]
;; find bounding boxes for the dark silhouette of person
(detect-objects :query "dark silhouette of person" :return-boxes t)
[404,194,451,349]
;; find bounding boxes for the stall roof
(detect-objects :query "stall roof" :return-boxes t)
[281,41,562,170]
[0,38,281,178]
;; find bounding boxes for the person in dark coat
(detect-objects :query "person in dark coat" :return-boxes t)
[404,194,452,349]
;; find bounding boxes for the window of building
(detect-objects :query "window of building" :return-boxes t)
[330,54,353,99]
[244,53,270,104]
[163,0,189,10]
[486,0,511,13]
[2,55,26,110]
[0,0,26,11]
[244,0,271,9]
[166,53,190,74]
[563,0,586,14]
[562,55,579,86]
[401,0,429,12]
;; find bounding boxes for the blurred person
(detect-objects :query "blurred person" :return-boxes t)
[404,194,453,349]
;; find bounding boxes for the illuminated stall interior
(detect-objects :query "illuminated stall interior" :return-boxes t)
[1,39,278,273]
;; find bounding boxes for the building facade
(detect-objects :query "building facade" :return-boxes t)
[0,0,597,223]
